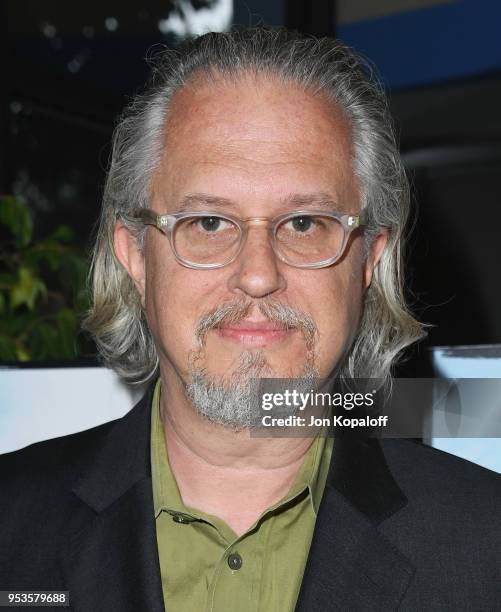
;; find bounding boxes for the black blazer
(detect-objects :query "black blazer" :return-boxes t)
[1,386,501,611]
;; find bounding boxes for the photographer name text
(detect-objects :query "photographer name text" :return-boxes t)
[261,414,389,428]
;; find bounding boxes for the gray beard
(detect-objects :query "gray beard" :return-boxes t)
[186,350,318,431]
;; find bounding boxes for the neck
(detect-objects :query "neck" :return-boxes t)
[159,369,315,535]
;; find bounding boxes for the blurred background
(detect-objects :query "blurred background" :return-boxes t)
[2,0,501,372]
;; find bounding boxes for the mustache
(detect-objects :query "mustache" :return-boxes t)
[194,297,318,349]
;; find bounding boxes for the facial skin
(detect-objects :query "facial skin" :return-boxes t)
[115,72,387,413]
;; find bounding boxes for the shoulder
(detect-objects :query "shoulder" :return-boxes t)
[0,420,117,503]
[373,439,501,606]
[0,420,119,577]
[379,438,501,538]
[0,387,153,581]
[0,385,152,495]
[381,437,501,496]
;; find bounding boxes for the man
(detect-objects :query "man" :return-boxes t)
[1,27,500,611]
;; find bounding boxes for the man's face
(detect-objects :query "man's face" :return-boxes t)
[119,74,384,397]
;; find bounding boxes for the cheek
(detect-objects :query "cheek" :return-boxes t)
[143,241,212,374]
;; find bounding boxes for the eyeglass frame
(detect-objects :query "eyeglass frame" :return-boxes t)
[130,208,367,270]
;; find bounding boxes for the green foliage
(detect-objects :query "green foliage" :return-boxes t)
[0,195,93,362]
[0,195,33,247]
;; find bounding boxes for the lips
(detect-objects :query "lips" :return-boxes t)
[220,319,288,331]
[216,319,294,347]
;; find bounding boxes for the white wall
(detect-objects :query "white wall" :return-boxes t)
[0,367,145,454]
[430,345,501,474]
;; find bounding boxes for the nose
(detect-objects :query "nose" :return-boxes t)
[227,225,286,298]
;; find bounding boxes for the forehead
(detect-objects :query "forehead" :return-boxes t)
[151,73,357,211]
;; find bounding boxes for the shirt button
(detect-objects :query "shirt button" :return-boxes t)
[172,514,188,524]
[227,552,243,570]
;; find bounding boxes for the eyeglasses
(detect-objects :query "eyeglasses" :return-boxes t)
[131,208,366,270]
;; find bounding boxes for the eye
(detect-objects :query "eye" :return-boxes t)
[197,216,228,232]
[288,215,315,233]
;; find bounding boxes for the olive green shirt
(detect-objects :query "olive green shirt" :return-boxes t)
[151,379,334,612]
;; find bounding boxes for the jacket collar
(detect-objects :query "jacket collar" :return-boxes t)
[70,384,154,512]
[329,434,408,524]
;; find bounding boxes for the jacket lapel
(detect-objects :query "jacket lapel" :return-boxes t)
[60,387,165,612]
[295,436,415,611]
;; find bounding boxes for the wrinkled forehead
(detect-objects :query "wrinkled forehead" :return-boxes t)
[150,72,358,212]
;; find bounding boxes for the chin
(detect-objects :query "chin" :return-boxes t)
[201,351,318,386]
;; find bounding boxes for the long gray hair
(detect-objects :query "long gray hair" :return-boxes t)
[82,26,426,385]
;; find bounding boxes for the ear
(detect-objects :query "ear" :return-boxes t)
[114,222,146,306]
[363,229,389,290]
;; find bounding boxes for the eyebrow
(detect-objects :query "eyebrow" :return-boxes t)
[175,192,343,213]
[176,194,234,211]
